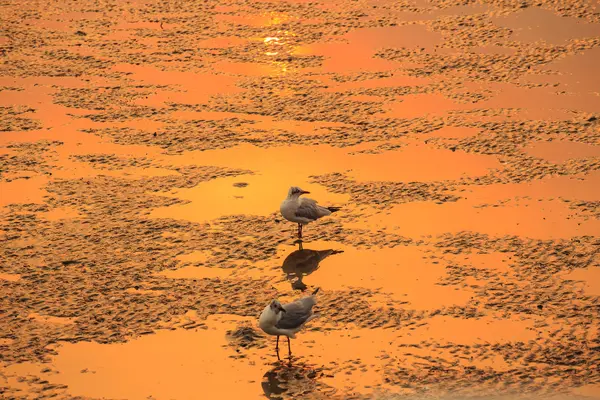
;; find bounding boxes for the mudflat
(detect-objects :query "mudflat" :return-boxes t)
[1,0,599,399]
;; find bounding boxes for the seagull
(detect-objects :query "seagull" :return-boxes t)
[280,187,340,239]
[258,288,320,357]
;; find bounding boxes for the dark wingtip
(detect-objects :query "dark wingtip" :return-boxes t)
[312,287,320,296]
[327,206,341,213]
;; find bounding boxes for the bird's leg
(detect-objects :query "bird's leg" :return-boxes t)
[298,223,303,239]
[275,335,279,351]
[287,336,292,357]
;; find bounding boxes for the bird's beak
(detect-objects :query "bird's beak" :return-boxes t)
[280,307,287,313]
[300,190,310,194]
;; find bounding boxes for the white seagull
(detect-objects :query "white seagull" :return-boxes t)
[258,288,320,357]
[280,186,340,239]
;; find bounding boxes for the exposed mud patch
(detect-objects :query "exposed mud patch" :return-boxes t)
[1,0,599,398]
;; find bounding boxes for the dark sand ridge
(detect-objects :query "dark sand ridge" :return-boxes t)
[1,0,600,398]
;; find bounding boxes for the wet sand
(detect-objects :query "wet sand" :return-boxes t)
[1,0,599,399]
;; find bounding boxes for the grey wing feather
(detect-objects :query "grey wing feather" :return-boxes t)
[276,298,316,329]
[295,198,322,220]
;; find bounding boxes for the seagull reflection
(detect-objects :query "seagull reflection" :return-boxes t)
[261,361,330,399]
[282,242,343,291]
[261,367,286,399]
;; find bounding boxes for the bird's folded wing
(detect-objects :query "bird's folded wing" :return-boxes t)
[276,300,314,329]
[295,198,321,220]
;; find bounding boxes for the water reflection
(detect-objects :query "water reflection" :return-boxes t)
[282,241,343,291]
[261,360,328,399]
[262,368,286,399]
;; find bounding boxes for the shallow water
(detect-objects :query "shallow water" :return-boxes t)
[1,0,599,399]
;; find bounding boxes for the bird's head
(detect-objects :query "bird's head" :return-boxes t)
[288,186,310,198]
[269,299,286,315]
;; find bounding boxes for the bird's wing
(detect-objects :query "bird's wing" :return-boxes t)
[276,297,316,329]
[294,198,322,221]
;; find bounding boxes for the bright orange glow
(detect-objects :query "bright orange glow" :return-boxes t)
[2,1,599,399]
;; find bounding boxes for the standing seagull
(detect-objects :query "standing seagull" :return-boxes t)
[259,288,320,357]
[280,187,340,239]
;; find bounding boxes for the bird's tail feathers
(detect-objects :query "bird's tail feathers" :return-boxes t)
[327,206,341,213]
[306,313,320,323]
